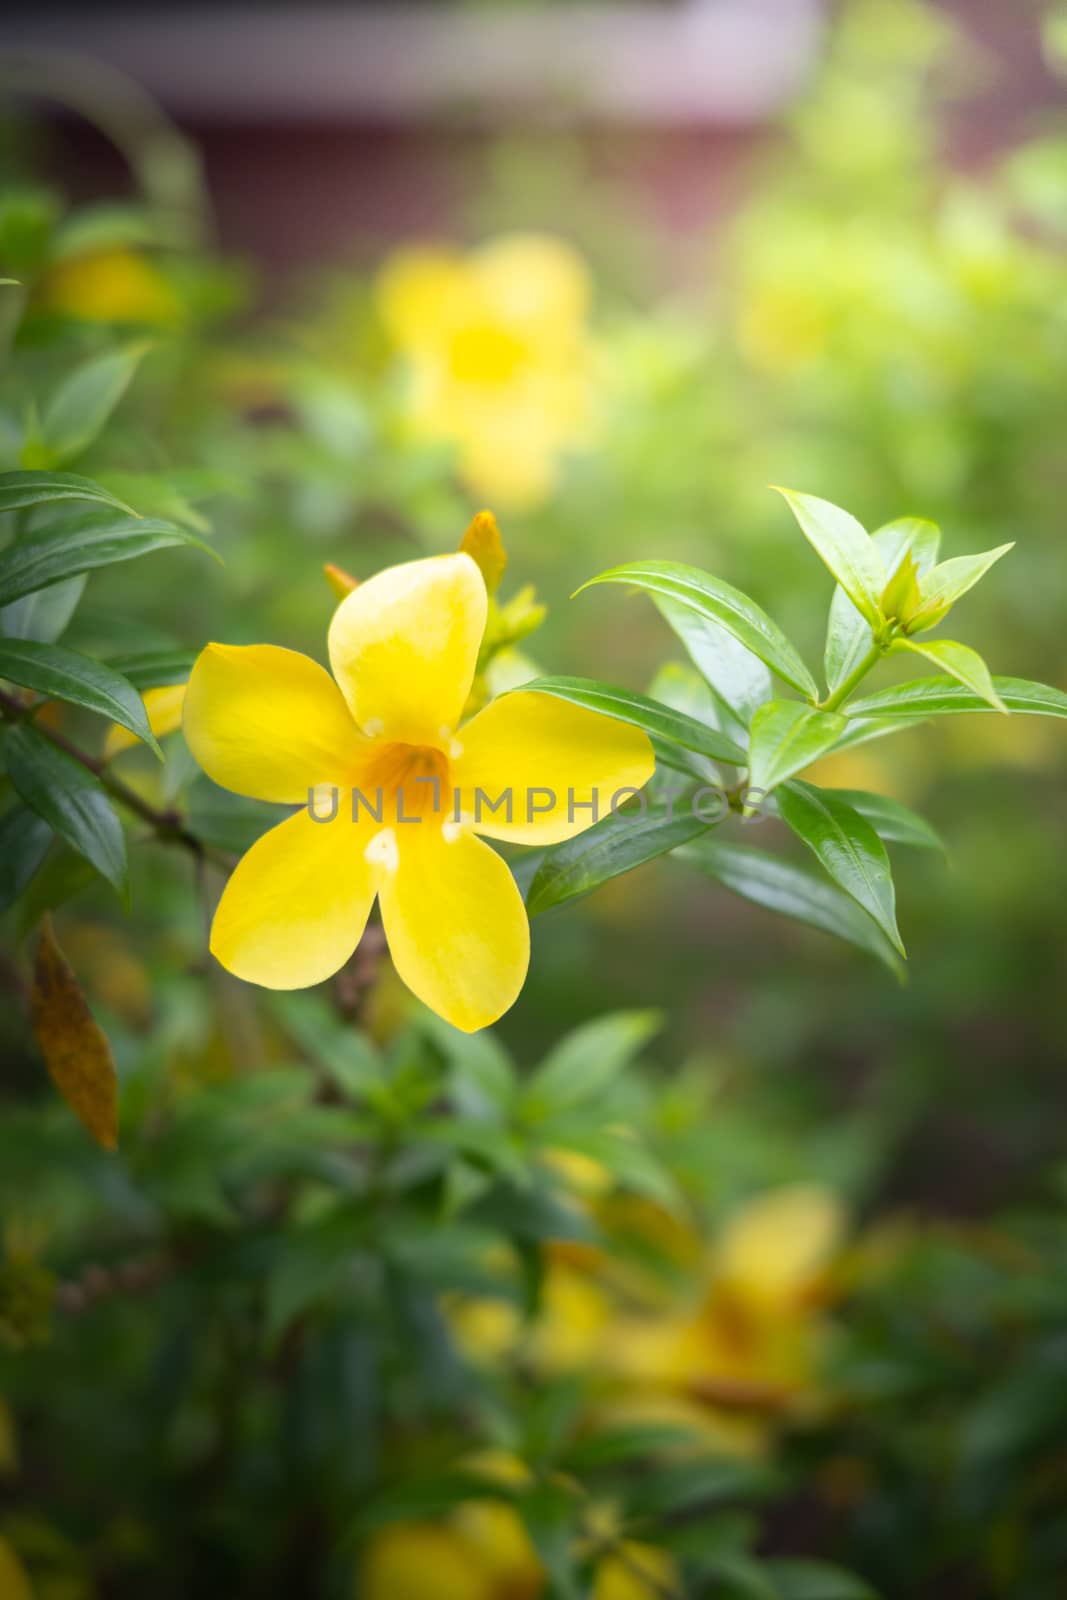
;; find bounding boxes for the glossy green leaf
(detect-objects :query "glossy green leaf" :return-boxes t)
[746,701,847,800]
[0,639,161,754]
[778,780,905,956]
[3,724,126,891]
[524,1010,661,1115]
[0,802,53,912]
[678,836,904,975]
[776,488,885,625]
[908,542,1014,631]
[823,789,946,854]
[37,342,150,464]
[576,560,818,701]
[0,515,216,607]
[0,470,138,518]
[825,518,940,694]
[653,594,774,729]
[519,675,747,766]
[525,792,715,916]
[893,637,1006,712]
[0,575,87,643]
[847,675,1067,720]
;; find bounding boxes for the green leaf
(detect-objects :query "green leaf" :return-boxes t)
[3,724,126,891]
[765,1560,879,1600]
[677,837,904,975]
[775,488,885,625]
[95,471,211,533]
[37,342,150,464]
[846,675,1067,720]
[575,560,818,701]
[822,789,946,854]
[907,543,1014,632]
[653,595,773,729]
[0,515,217,607]
[0,639,161,754]
[0,803,53,912]
[825,518,940,694]
[518,675,747,766]
[524,1010,661,1115]
[525,793,716,916]
[778,781,905,956]
[893,637,1006,712]
[101,647,194,689]
[0,470,138,518]
[0,575,87,643]
[746,701,847,800]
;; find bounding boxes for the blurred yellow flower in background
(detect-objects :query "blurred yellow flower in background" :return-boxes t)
[358,1501,675,1600]
[376,233,596,510]
[34,247,180,325]
[104,683,188,761]
[610,1185,846,1449]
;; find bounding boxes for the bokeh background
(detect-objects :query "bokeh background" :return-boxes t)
[2,2,1067,1597]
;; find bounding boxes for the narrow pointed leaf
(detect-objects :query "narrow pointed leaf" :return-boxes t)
[0,639,161,753]
[778,781,905,956]
[653,594,773,729]
[894,638,1006,712]
[0,515,217,606]
[908,543,1014,631]
[677,837,903,975]
[519,675,747,766]
[524,1011,661,1114]
[776,489,885,625]
[0,574,87,643]
[575,560,818,701]
[39,342,150,463]
[746,701,847,799]
[101,647,195,689]
[823,789,946,854]
[825,517,940,694]
[0,803,53,912]
[526,793,714,916]
[3,724,126,891]
[0,470,138,518]
[847,676,1067,720]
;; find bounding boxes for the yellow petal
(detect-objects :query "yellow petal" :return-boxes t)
[328,553,487,744]
[210,807,379,988]
[34,247,181,325]
[360,1522,493,1600]
[452,691,655,845]
[184,644,366,803]
[104,682,187,760]
[594,1542,678,1600]
[375,246,471,351]
[378,821,528,1031]
[473,233,592,346]
[716,1185,845,1309]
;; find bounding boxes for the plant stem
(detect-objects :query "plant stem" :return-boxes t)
[820,640,884,713]
[0,685,229,866]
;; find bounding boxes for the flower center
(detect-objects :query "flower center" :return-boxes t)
[448,323,527,385]
[359,741,453,820]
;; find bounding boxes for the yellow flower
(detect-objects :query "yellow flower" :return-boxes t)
[359,1506,673,1600]
[610,1185,846,1447]
[34,246,180,325]
[377,234,595,510]
[184,550,652,1031]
